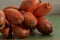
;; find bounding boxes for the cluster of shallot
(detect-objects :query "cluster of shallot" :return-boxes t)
[0,0,52,39]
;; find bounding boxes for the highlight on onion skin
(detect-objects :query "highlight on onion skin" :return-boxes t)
[0,10,6,30]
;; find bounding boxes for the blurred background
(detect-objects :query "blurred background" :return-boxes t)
[0,0,60,15]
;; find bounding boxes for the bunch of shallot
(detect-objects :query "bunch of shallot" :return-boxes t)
[0,0,52,39]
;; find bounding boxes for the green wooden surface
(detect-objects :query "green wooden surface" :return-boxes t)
[0,16,60,40]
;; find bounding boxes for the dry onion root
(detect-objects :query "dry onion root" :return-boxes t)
[33,2,52,17]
